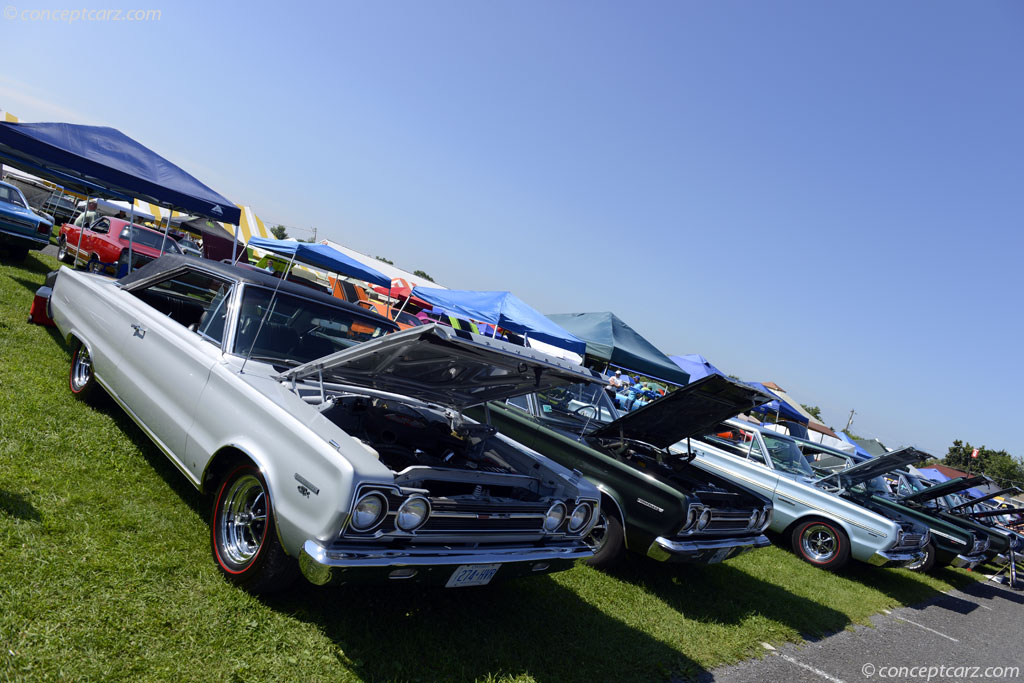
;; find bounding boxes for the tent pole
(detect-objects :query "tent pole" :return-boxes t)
[127,200,136,274]
[396,295,411,318]
[75,194,89,267]
[492,324,499,338]
[158,207,172,256]
[386,286,392,318]
[231,223,238,263]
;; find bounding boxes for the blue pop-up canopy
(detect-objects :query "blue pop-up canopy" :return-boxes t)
[669,354,726,384]
[411,288,586,355]
[837,431,874,460]
[0,121,240,223]
[746,381,808,423]
[247,237,392,288]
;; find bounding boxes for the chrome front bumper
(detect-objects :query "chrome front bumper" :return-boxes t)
[866,548,925,567]
[298,540,593,586]
[646,534,771,564]
[950,553,986,569]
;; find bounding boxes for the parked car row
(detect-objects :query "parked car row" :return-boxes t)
[37,253,1014,595]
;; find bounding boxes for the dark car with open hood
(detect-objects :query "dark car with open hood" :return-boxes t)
[470,374,776,568]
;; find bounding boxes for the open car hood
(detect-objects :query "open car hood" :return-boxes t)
[816,447,929,489]
[588,374,773,449]
[900,476,989,504]
[278,323,603,411]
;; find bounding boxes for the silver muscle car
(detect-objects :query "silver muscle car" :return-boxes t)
[684,419,929,571]
[50,255,601,592]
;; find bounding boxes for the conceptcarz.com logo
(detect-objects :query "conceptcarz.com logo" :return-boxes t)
[3,6,162,23]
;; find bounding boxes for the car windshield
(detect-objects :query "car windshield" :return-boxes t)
[763,432,815,476]
[233,285,393,365]
[534,382,619,431]
[0,185,27,208]
[119,226,183,253]
[861,475,894,496]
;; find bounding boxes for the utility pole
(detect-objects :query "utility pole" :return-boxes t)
[844,409,856,432]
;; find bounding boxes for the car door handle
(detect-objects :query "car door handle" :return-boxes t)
[131,323,146,339]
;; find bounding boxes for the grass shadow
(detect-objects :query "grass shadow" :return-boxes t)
[842,562,971,606]
[0,489,42,522]
[604,556,851,640]
[264,574,702,683]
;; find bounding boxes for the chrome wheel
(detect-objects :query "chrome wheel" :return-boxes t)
[800,523,838,562]
[585,510,609,553]
[217,474,268,566]
[70,345,92,392]
[57,238,68,262]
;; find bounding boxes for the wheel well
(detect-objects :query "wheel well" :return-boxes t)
[784,514,847,540]
[202,447,254,495]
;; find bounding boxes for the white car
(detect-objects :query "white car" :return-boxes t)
[685,419,928,571]
[50,255,601,592]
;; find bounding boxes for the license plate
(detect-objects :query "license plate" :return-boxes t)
[708,547,732,564]
[445,563,501,588]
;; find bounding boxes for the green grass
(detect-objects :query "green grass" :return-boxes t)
[0,250,980,682]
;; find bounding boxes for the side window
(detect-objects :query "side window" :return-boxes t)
[703,423,758,461]
[130,268,234,337]
[506,394,531,412]
[92,218,110,234]
[196,284,232,344]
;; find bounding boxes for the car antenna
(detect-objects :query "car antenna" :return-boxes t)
[239,250,298,375]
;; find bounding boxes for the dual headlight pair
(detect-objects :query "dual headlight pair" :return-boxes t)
[749,508,772,530]
[351,491,429,533]
[680,505,713,533]
[545,500,594,534]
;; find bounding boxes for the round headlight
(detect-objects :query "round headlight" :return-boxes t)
[696,508,712,531]
[682,506,699,532]
[351,492,387,531]
[568,503,593,532]
[544,501,567,532]
[395,495,430,532]
[749,510,760,529]
[761,508,772,530]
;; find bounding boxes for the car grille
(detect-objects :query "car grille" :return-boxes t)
[342,490,553,538]
[899,533,925,548]
[705,509,756,532]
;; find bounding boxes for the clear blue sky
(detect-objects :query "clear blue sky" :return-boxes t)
[3,1,1022,457]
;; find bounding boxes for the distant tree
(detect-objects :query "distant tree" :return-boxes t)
[413,269,435,283]
[944,440,1024,487]
[801,404,823,421]
[270,224,289,240]
[375,256,394,265]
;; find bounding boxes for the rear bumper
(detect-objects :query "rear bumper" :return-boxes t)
[865,547,925,567]
[298,539,592,586]
[646,533,771,564]
[0,224,49,250]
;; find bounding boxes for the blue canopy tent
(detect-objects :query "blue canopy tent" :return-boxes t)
[669,354,726,384]
[837,431,874,460]
[0,121,242,273]
[746,382,808,423]
[0,122,240,223]
[246,237,392,289]
[545,312,690,386]
[411,288,586,355]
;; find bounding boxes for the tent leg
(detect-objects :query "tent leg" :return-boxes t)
[158,209,172,256]
[232,223,238,263]
[75,194,89,267]
[126,201,136,275]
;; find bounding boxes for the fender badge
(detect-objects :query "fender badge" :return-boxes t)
[294,473,320,496]
[636,498,664,513]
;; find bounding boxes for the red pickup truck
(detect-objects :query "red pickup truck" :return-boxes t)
[57,217,181,274]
